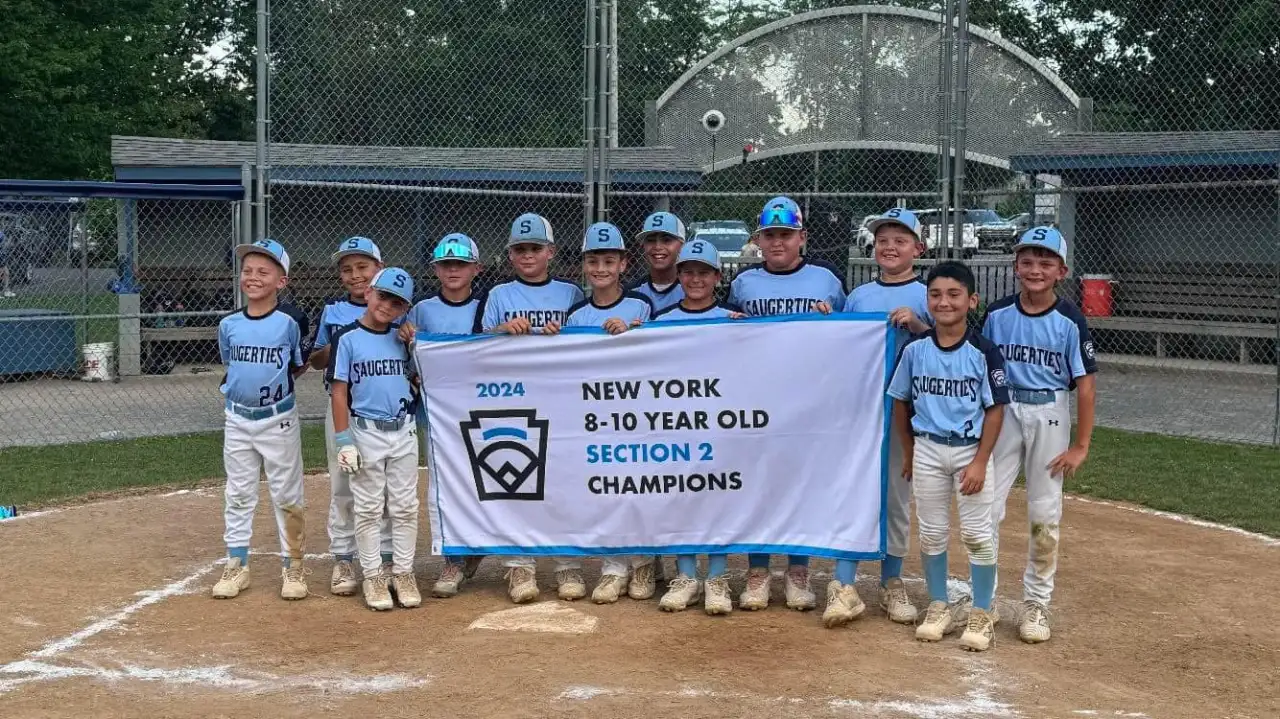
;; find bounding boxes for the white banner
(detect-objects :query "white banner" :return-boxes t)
[418,315,892,560]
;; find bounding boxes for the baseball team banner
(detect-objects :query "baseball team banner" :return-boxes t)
[418,315,892,561]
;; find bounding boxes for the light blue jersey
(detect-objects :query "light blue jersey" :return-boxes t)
[478,277,585,333]
[888,330,1010,440]
[728,260,846,317]
[327,322,416,422]
[844,276,932,355]
[565,292,654,328]
[981,295,1098,392]
[408,290,485,335]
[627,279,684,312]
[219,304,309,408]
[652,301,742,322]
[314,297,367,350]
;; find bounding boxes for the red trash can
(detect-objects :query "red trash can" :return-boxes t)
[1080,274,1114,317]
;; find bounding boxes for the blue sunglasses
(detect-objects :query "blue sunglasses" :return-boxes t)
[758,208,802,229]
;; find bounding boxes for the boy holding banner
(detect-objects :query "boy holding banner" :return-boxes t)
[628,211,687,312]
[565,222,658,604]
[727,196,846,612]
[652,238,744,615]
[477,213,587,603]
[887,261,1008,651]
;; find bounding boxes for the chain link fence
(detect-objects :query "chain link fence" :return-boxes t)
[1,0,1276,448]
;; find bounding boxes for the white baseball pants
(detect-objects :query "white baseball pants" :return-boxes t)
[886,431,912,559]
[222,408,305,558]
[601,555,655,578]
[349,421,420,577]
[991,392,1071,606]
[326,406,392,557]
[913,437,995,564]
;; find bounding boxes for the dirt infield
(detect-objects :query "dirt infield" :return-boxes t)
[1,475,1276,719]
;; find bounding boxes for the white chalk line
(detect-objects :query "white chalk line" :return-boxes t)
[1066,495,1280,547]
[0,488,215,525]
[0,557,428,697]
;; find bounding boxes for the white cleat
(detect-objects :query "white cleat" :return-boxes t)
[739,567,772,611]
[915,600,957,642]
[505,567,539,604]
[330,559,358,596]
[1019,601,1051,644]
[822,580,866,628]
[960,607,995,651]
[432,563,466,598]
[556,569,587,601]
[280,563,308,600]
[878,577,918,624]
[704,576,733,615]
[391,572,422,608]
[658,574,702,612]
[363,574,394,611]
[592,574,627,604]
[211,558,250,599]
[784,565,816,611]
[628,562,657,600]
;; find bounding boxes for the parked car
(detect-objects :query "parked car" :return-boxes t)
[968,208,1019,252]
[689,220,753,258]
[913,208,979,258]
[0,212,58,285]
[1006,212,1032,236]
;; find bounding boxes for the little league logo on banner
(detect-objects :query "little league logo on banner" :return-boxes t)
[418,315,893,561]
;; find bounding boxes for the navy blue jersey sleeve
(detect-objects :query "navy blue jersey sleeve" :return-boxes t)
[325,322,360,385]
[279,302,312,365]
[473,291,493,334]
[1057,300,1099,377]
[975,334,1011,407]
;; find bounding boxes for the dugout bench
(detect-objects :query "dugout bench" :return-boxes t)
[1086,264,1278,364]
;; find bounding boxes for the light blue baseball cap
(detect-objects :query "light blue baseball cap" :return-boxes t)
[1013,226,1068,260]
[582,222,626,253]
[432,233,480,264]
[636,211,687,242]
[675,238,721,271]
[235,238,291,275]
[332,236,383,264]
[370,267,414,303]
[757,196,804,231]
[508,213,555,247]
[866,208,923,242]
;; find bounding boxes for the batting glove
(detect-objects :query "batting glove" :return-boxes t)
[334,430,362,474]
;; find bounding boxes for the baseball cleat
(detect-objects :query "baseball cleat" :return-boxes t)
[592,574,627,604]
[432,563,465,598]
[556,569,587,601]
[784,565,816,611]
[1019,601,1051,643]
[391,572,422,608]
[330,560,359,596]
[658,574,702,612]
[629,562,657,600]
[280,564,308,600]
[822,580,865,628]
[953,597,1001,627]
[879,577,918,624]
[704,576,733,615]
[363,575,394,611]
[211,558,250,599]
[959,607,995,651]
[915,600,957,642]
[739,567,772,610]
[462,555,484,579]
[505,567,539,604]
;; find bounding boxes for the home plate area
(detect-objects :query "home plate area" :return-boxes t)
[0,476,1276,718]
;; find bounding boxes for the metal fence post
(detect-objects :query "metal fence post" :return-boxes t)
[582,0,597,230]
[950,0,970,260]
[935,0,955,258]
[255,0,270,241]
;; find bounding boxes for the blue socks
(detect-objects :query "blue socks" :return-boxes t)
[707,555,726,578]
[881,554,904,586]
[227,546,249,565]
[381,552,393,566]
[676,555,698,578]
[748,553,810,569]
[921,551,949,603]
[834,559,857,585]
[970,563,996,610]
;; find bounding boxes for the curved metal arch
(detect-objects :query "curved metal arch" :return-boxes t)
[656,5,1079,110]
[703,141,1010,175]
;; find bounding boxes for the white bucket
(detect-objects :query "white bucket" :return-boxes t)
[82,342,115,382]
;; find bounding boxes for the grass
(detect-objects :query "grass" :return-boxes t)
[18,292,120,345]
[0,425,327,508]
[0,424,1277,538]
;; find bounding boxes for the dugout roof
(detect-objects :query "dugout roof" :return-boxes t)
[1010,131,1280,173]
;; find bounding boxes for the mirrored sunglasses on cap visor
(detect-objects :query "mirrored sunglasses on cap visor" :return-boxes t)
[758,207,802,229]
[432,240,478,263]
